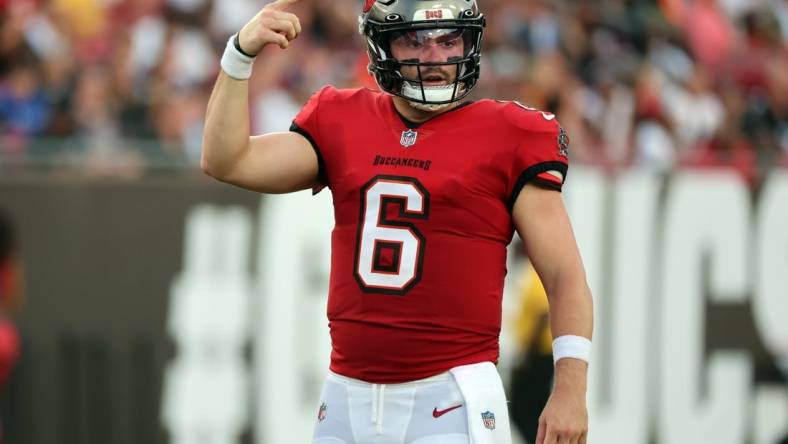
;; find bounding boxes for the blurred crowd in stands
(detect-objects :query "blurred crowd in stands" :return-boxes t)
[0,0,786,182]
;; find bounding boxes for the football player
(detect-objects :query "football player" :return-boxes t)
[202,1,593,443]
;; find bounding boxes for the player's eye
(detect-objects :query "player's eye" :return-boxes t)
[434,33,463,48]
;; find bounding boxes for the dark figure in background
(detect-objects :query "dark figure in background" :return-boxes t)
[0,209,21,443]
[510,263,555,444]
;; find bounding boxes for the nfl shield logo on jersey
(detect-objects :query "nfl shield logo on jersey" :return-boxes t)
[317,402,327,423]
[400,129,418,147]
[481,411,496,430]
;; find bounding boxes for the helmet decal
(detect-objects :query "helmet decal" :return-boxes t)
[413,9,453,20]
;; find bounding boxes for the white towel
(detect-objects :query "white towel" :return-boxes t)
[449,362,512,444]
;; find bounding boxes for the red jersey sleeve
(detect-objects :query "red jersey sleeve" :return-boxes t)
[503,103,570,210]
[290,86,333,191]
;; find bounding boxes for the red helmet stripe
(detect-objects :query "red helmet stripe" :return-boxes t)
[363,0,376,13]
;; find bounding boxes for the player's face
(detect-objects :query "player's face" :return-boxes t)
[389,28,466,86]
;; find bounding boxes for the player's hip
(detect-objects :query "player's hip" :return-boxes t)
[312,362,512,444]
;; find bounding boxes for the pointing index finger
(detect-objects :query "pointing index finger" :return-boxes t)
[268,0,300,11]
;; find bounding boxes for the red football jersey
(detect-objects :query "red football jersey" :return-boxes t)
[292,86,568,383]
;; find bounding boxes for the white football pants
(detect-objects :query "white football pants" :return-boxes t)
[311,362,511,444]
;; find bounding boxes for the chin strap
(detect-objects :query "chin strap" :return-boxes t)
[407,101,454,112]
[401,81,469,108]
[401,81,457,104]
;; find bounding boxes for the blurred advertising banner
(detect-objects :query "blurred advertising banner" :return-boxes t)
[0,176,260,444]
[0,168,786,444]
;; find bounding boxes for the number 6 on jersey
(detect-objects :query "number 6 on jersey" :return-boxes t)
[354,175,430,295]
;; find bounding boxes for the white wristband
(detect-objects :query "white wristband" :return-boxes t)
[220,34,255,80]
[552,335,591,364]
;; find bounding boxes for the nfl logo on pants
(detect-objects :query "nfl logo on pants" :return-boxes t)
[481,411,496,430]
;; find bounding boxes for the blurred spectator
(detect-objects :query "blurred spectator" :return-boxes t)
[0,0,784,180]
[631,63,676,171]
[0,53,50,154]
[0,209,22,443]
[684,0,737,71]
[509,263,554,444]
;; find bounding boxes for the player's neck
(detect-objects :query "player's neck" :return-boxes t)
[392,96,462,123]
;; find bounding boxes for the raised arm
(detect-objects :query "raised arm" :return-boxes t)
[201,0,319,194]
[513,183,593,444]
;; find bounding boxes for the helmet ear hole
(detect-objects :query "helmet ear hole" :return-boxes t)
[385,13,402,22]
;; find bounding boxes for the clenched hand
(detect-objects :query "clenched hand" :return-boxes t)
[238,0,303,54]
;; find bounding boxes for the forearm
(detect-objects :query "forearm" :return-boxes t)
[201,72,251,177]
[546,272,593,341]
[202,0,301,178]
[545,269,593,390]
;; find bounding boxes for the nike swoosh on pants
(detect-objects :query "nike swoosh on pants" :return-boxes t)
[432,404,463,418]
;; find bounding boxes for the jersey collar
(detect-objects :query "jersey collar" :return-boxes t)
[386,95,476,129]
